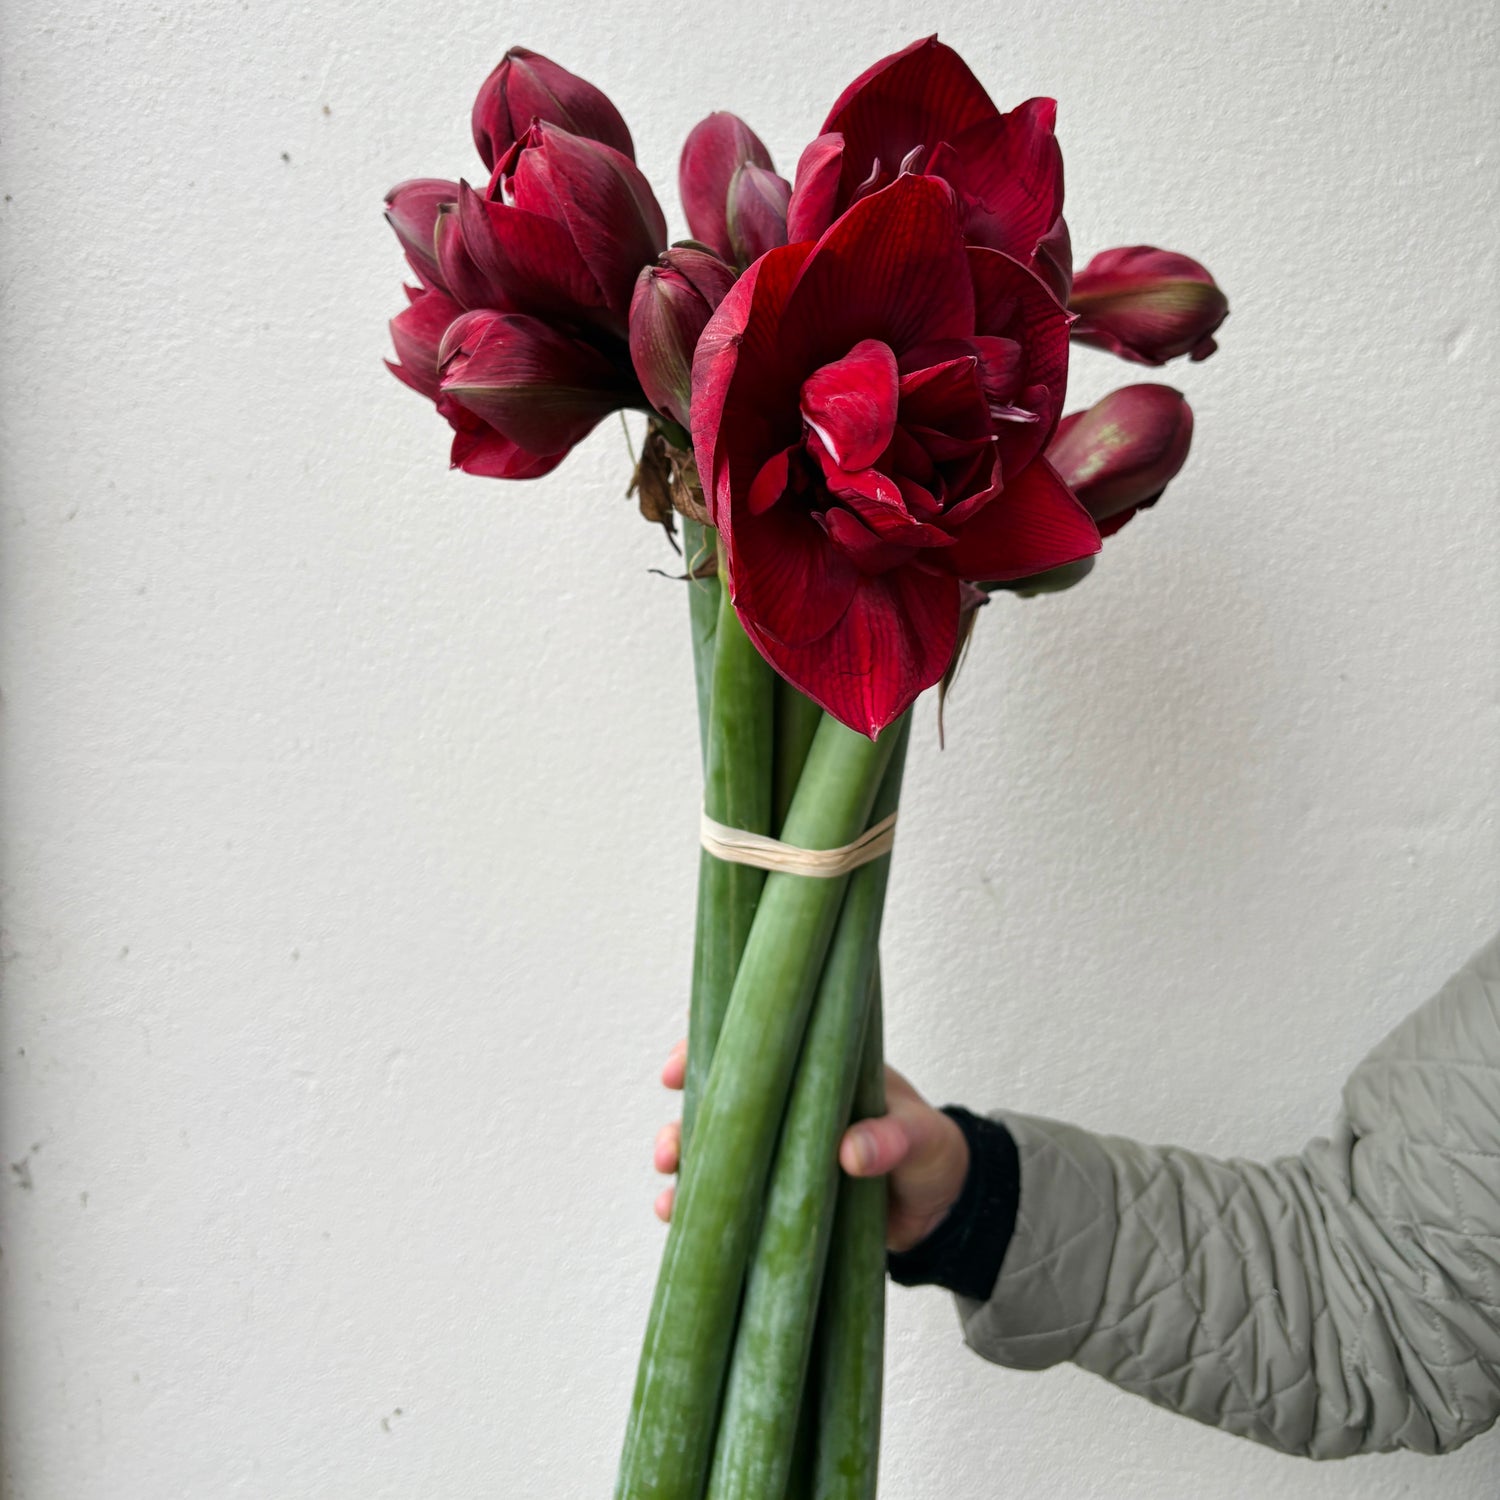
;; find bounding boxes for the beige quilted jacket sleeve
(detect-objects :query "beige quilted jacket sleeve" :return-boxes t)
[959,929,1500,1458]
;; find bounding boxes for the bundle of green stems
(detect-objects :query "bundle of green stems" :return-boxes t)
[617,518,908,1500]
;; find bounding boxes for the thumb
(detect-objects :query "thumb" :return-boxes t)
[840,1114,912,1178]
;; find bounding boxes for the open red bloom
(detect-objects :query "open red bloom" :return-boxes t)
[694,173,1099,736]
[787,37,1067,294]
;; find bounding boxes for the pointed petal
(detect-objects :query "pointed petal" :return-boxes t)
[940,457,1100,581]
[459,180,609,327]
[439,311,629,453]
[510,126,667,319]
[738,564,960,737]
[821,37,999,199]
[434,199,503,309]
[471,47,634,172]
[388,286,465,399]
[950,98,1064,261]
[385,178,458,289]
[786,133,846,243]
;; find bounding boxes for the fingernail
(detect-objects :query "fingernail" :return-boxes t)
[851,1128,873,1173]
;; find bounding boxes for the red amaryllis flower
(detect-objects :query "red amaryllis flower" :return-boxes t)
[1069,246,1227,364]
[694,172,1100,736]
[1047,383,1194,534]
[385,117,664,477]
[786,37,1067,292]
[471,47,634,172]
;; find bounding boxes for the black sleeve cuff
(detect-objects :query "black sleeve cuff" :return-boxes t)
[886,1106,1020,1303]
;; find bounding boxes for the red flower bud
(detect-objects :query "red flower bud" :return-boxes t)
[470,47,634,173]
[629,248,737,427]
[1046,384,1193,535]
[438,309,636,462]
[725,163,790,267]
[679,113,787,266]
[1069,246,1228,366]
[384,178,456,288]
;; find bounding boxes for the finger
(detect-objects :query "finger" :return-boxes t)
[653,1121,681,1175]
[883,1064,919,1102]
[839,1114,913,1178]
[653,1185,675,1222]
[661,1039,688,1091]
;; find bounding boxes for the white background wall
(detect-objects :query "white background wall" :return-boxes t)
[2,0,1497,1495]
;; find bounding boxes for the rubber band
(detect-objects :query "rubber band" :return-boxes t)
[699,810,898,877]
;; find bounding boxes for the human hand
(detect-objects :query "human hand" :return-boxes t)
[653,1040,970,1253]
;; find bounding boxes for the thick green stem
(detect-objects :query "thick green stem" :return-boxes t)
[683,575,775,1148]
[809,970,888,1500]
[682,518,720,770]
[706,724,909,1500]
[617,713,903,1500]
[773,678,824,835]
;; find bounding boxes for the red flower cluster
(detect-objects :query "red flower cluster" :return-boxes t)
[385,38,1228,733]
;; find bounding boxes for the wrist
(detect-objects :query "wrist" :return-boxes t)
[899,1108,970,1249]
[887,1106,1020,1302]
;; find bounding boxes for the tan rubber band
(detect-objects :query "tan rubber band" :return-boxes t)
[699,810,898,877]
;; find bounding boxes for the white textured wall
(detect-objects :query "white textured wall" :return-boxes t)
[2,0,1498,1495]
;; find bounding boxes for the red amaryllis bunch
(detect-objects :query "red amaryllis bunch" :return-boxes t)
[382,36,1227,1500]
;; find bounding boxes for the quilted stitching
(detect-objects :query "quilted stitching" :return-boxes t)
[963,929,1500,1458]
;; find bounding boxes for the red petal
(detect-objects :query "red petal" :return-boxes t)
[781,173,973,368]
[822,508,921,573]
[690,242,815,528]
[449,423,567,478]
[471,48,635,173]
[940,457,1100,581]
[737,564,960,738]
[968,245,1072,468]
[949,98,1064,262]
[785,133,845,243]
[730,499,859,647]
[800,339,899,470]
[509,126,667,321]
[458,181,607,325]
[821,37,999,200]
[385,178,457,289]
[440,312,628,453]
[726,163,791,267]
[748,446,793,515]
[388,287,465,399]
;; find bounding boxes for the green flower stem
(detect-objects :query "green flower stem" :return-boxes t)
[809,968,889,1500]
[773,677,824,835]
[682,518,720,770]
[705,722,909,1500]
[682,567,775,1149]
[616,712,903,1500]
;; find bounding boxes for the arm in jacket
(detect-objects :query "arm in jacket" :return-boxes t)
[912,930,1500,1458]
